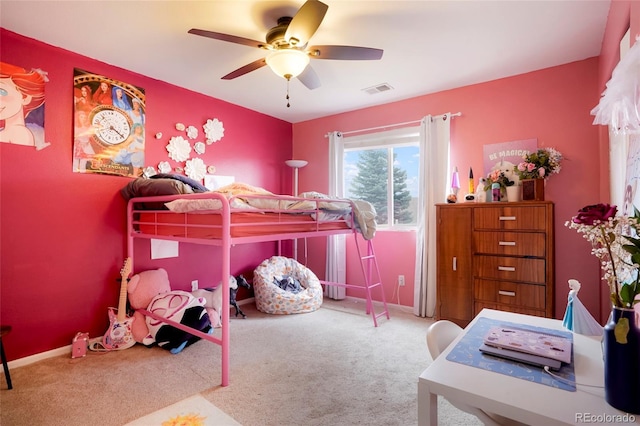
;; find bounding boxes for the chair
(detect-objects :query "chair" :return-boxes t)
[426,320,509,426]
[426,320,463,360]
[0,325,13,390]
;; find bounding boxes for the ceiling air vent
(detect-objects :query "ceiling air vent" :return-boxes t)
[362,83,394,95]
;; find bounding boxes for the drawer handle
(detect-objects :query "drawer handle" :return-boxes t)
[499,241,516,246]
[498,290,516,297]
[499,216,516,221]
[498,266,516,272]
[452,256,457,271]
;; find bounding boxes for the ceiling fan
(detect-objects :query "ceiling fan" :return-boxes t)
[188,0,384,91]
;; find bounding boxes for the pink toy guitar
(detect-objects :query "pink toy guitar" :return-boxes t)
[102,257,135,350]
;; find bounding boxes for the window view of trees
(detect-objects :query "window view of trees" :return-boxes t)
[345,146,417,227]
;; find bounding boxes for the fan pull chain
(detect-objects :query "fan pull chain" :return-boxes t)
[286,77,291,108]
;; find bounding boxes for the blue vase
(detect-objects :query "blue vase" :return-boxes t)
[603,307,640,414]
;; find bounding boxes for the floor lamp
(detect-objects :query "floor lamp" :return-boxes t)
[285,159,308,260]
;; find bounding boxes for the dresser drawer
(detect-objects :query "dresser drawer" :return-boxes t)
[474,255,546,284]
[474,279,546,309]
[474,231,545,257]
[474,206,547,231]
[474,301,546,318]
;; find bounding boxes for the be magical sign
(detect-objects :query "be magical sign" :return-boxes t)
[483,139,538,175]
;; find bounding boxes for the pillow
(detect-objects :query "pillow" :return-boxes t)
[150,173,208,192]
[165,197,257,213]
[121,178,195,209]
[165,199,223,212]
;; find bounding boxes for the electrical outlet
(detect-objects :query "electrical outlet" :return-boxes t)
[398,275,405,286]
[191,280,198,291]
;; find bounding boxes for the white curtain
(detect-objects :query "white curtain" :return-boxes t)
[413,114,451,317]
[326,131,346,299]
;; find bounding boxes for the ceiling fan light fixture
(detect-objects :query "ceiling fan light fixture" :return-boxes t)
[266,49,310,80]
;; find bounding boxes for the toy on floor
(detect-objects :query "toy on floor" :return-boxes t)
[127,268,212,354]
[192,275,252,325]
[232,275,251,318]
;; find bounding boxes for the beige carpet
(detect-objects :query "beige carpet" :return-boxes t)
[0,298,482,426]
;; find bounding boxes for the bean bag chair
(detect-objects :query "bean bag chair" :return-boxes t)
[253,256,323,314]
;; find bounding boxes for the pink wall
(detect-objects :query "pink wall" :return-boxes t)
[3,2,640,361]
[293,0,640,324]
[0,30,292,361]
[293,58,603,321]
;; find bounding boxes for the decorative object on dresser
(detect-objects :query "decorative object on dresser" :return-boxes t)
[521,178,545,201]
[505,184,520,202]
[483,163,517,202]
[436,202,555,327]
[514,147,563,201]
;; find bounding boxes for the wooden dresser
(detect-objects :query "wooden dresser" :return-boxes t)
[435,201,554,326]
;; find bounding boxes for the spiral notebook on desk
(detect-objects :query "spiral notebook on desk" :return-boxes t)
[480,325,572,370]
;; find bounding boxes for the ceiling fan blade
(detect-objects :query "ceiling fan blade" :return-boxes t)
[188,28,265,49]
[308,45,383,60]
[297,65,321,90]
[284,0,328,47]
[221,58,267,80]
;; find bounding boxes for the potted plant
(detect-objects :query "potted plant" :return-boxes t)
[566,204,640,414]
[513,147,562,200]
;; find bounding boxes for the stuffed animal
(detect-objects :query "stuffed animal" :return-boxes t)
[127,268,212,354]
[192,275,235,327]
[192,275,251,325]
[491,160,519,186]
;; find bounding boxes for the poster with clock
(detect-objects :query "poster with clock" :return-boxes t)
[72,68,146,177]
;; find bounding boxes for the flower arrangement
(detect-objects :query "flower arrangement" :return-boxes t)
[514,147,563,180]
[565,204,640,309]
[483,169,515,191]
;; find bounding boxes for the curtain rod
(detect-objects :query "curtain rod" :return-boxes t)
[336,112,461,137]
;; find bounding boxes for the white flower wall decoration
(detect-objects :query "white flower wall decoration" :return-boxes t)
[166,136,191,162]
[185,157,206,181]
[186,125,198,139]
[143,166,157,177]
[204,118,225,144]
[158,161,171,174]
[194,141,206,155]
[156,118,226,177]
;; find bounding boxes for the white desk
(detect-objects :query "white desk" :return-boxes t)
[418,309,640,425]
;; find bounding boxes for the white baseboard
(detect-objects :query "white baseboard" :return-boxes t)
[4,297,420,371]
[6,337,103,370]
[5,299,258,371]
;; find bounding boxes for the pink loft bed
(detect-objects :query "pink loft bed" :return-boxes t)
[126,189,389,386]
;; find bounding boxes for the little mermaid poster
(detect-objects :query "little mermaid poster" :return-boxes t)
[0,62,50,150]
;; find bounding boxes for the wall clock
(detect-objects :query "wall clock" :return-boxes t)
[90,105,133,146]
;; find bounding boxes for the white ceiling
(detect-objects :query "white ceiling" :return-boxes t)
[0,1,611,123]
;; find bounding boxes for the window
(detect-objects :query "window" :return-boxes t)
[342,126,420,228]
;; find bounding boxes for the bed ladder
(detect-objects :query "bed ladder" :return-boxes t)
[354,235,390,327]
